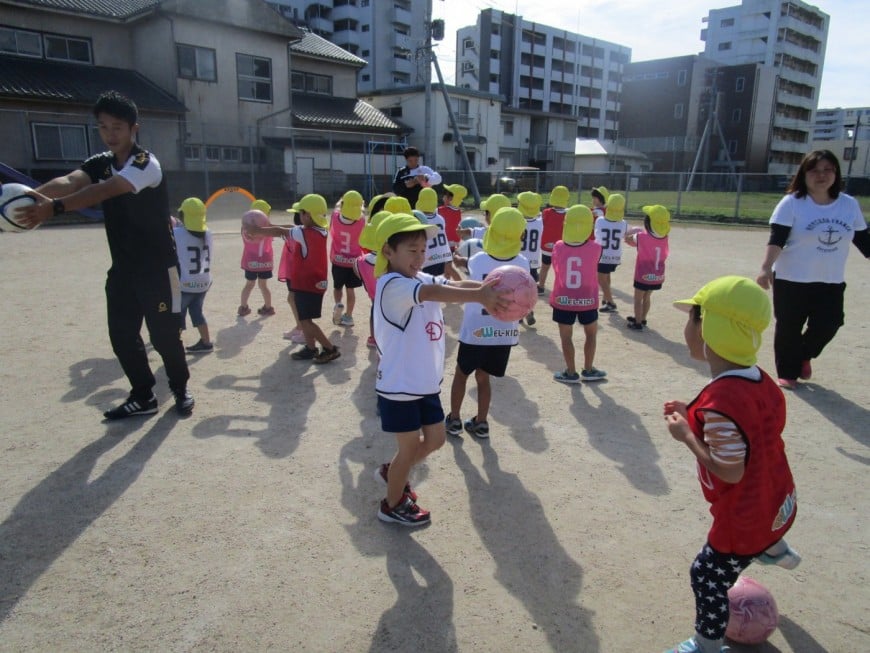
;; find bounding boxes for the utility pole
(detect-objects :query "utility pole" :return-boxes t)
[423,0,434,168]
[846,112,860,180]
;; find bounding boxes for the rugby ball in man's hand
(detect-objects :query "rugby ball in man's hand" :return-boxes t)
[0,183,38,232]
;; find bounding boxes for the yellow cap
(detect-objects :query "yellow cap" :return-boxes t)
[443,184,468,207]
[482,207,525,259]
[517,191,543,218]
[562,204,593,244]
[643,204,671,237]
[416,187,438,213]
[286,194,328,228]
[605,193,625,221]
[250,199,271,215]
[179,197,207,232]
[367,193,391,216]
[480,193,511,214]
[674,276,771,366]
[384,195,413,214]
[358,210,391,251]
[340,190,364,221]
[590,186,609,203]
[549,186,570,208]
[374,213,439,277]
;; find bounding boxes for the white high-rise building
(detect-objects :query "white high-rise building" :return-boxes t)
[266,0,431,93]
[455,9,630,143]
[701,0,829,174]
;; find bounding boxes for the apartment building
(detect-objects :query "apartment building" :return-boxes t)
[812,106,870,179]
[266,0,431,93]
[701,0,829,175]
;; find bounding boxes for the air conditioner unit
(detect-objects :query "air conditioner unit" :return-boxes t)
[462,61,476,73]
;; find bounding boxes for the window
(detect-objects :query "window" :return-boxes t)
[361,0,369,5]
[721,18,735,27]
[236,54,272,102]
[502,119,513,135]
[490,49,499,60]
[361,24,370,32]
[677,69,688,86]
[674,103,684,119]
[31,123,89,160]
[44,34,92,63]
[718,41,732,51]
[0,27,42,58]
[177,44,217,82]
[732,108,742,122]
[205,146,220,162]
[361,74,371,82]
[385,106,403,118]
[184,145,201,161]
[844,147,858,161]
[222,147,241,162]
[291,70,332,95]
[735,76,745,92]
[361,49,370,57]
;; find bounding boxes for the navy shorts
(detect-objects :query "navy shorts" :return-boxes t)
[245,270,273,281]
[598,263,618,274]
[634,281,663,291]
[180,291,207,329]
[378,394,445,433]
[456,342,512,377]
[332,264,362,290]
[552,307,599,325]
[293,290,324,320]
[541,253,552,265]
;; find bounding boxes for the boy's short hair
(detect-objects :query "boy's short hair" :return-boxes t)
[93,90,138,126]
[403,146,420,159]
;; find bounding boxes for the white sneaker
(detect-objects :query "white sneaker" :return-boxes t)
[756,544,801,570]
[332,303,344,325]
[339,314,355,327]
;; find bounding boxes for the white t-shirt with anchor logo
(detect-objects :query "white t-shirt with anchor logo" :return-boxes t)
[770,192,867,283]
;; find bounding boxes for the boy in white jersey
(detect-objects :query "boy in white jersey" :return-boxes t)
[445,207,530,438]
[595,193,629,313]
[373,213,508,527]
[415,187,457,278]
[174,197,214,353]
[550,206,606,383]
[517,191,544,325]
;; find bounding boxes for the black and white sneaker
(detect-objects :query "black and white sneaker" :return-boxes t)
[173,389,195,416]
[103,395,158,420]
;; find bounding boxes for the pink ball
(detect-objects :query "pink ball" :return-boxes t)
[486,265,537,322]
[726,576,779,645]
[242,209,270,241]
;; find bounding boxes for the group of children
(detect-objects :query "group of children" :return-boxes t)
[169,183,800,653]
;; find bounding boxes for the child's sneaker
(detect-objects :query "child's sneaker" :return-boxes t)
[445,414,463,436]
[626,316,644,330]
[537,285,546,295]
[581,367,607,381]
[237,305,251,317]
[525,311,536,326]
[313,346,341,364]
[103,394,158,420]
[366,335,377,348]
[257,305,275,316]
[554,370,581,384]
[599,301,617,313]
[374,463,417,501]
[777,378,798,390]
[291,346,318,360]
[339,314,354,327]
[332,303,344,325]
[283,328,306,343]
[463,417,490,439]
[378,494,431,527]
[756,544,802,569]
[664,637,730,653]
[186,339,214,354]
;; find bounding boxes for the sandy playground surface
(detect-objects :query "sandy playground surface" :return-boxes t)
[0,193,867,652]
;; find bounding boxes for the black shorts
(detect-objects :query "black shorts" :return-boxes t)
[293,290,324,320]
[423,262,446,276]
[285,281,293,293]
[529,267,539,282]
[552,307,598,325]
[332,264,362,290]
[541,253,552,265]
[245,270,273,281]
[634,281,662,291]
[598,263,618,274]
[456,342,512,377]
[377,394,444,433]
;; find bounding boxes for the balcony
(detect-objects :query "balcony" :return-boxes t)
[770,137,807,154]
[331,3,357,21]
[333,29,361,49]
[392,57,413,75]
[392,5,412,28]
[308,16,332,35]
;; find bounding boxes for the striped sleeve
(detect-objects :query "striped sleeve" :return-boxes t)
[700,410,747,466]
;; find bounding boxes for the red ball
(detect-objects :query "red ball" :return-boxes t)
[486,265,537,322]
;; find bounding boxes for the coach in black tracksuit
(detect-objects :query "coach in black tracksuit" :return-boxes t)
[21,91,193,420]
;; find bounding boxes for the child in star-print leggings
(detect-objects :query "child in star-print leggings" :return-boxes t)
[690,544,754,640]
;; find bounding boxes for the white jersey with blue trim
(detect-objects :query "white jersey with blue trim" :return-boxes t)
[459,253,530,346]
[173,226,213,292]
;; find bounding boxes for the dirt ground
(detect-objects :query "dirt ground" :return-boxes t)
[0,193,867,653]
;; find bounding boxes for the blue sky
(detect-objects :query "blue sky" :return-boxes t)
[433,0,867,109]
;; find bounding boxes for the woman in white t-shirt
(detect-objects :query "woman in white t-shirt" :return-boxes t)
[757,149,870,389]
